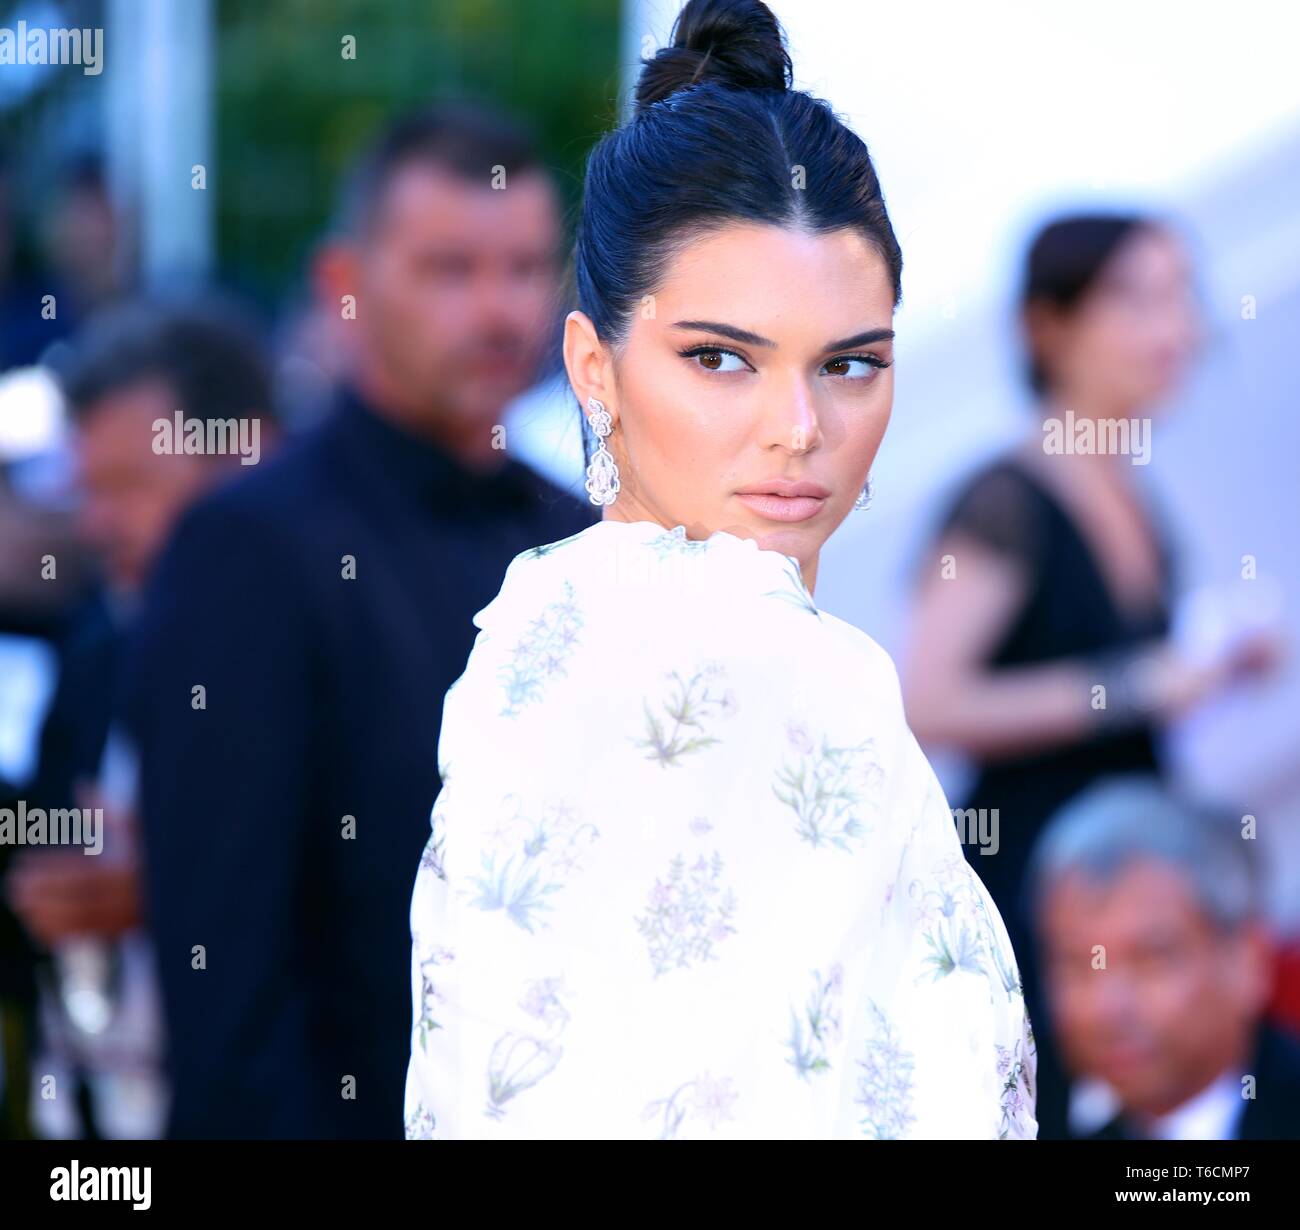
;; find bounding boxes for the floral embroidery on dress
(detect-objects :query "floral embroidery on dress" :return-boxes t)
[642,1070,739,1138]
[785,962,844,1079]
[405,1103,436,1139]
[498,579,583,717]
[485,976,571,1120]
[414,943,455,1053]
[856,999,917,1139]
[634,851,738,976]
[996,1012,1036,1139]
[631,662,737,768]
[519,528,592,560]
[464,796,599,933]
[907,852,1021,1000]
[972,876,1025,999]
[648,523,711,558]
[771,724,882,851]
[420,818,447,881]
[518,975,571,1028]
[763,554,821,619]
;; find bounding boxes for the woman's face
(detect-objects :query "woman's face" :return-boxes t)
[564,222,896,586]
[1035,227,1201,413]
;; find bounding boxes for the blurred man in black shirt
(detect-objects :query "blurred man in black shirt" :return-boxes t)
[126,103,595,1138]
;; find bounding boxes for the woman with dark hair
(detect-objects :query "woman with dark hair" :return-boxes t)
[405,0,1035,1139]
[900,212,1274,1136]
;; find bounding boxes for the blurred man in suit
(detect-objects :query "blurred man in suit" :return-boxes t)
[4,300,276,1137]
[126,102,595,1138]
[1029,775,1300,1139]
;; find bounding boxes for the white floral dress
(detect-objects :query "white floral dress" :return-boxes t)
[405,518,1037,1139]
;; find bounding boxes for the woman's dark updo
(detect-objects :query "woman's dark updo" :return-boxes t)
[573,0,903,366]
[634,0,793,107]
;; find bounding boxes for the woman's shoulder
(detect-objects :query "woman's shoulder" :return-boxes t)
[812,600,895,664]
[440,521,919,790]
[815,609,909,709]
[463,519,899,707]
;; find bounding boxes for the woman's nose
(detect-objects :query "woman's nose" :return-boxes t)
[760,375,820,453]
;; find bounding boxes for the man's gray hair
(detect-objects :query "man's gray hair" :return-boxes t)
[1026,774,1259,932]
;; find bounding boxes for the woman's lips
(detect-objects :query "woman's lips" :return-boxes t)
[734,492,828,522]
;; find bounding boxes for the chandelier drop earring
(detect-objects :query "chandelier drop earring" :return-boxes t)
[584,396,620,506]
[853,473,874,511]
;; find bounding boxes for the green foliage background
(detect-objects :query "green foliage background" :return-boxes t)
[216,0,622,301]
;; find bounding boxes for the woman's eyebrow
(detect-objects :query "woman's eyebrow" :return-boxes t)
[671,320,894,351]
[671,319,775,347]
[823,328,895,351]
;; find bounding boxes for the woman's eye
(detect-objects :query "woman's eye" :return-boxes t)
[822,355,886,380]
[683,347,749,373]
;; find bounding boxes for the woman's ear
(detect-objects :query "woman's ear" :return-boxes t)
[562,310,616,420]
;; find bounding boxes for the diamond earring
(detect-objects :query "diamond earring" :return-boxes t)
[583,396,620,506]
[853,474,874,511]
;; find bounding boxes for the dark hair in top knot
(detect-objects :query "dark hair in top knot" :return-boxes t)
[634,0,792,113]
[573,0,903,466]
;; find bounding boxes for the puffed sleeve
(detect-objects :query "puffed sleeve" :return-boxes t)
[403,557,590,1139]
[851,652,1038,1139]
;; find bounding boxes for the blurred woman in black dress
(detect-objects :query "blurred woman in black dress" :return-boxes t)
[902,213,1276,1135]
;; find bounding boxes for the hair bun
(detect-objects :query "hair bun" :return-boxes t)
[635,0,793,114]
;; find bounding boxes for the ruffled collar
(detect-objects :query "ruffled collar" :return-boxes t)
[475,517,822,634]
[563,518,817,608]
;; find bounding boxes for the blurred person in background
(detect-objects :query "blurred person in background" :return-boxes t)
[0,152,125,625]
[0,391,115,1136]
[0,460,92,629]
[0,151,125,373]
[2,301,277,1138]
[38,157,128,326]
[900,212,1279,1136]
[124,101,595,1139]
[267,252,364,432]
[1029,775,1300,1140]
